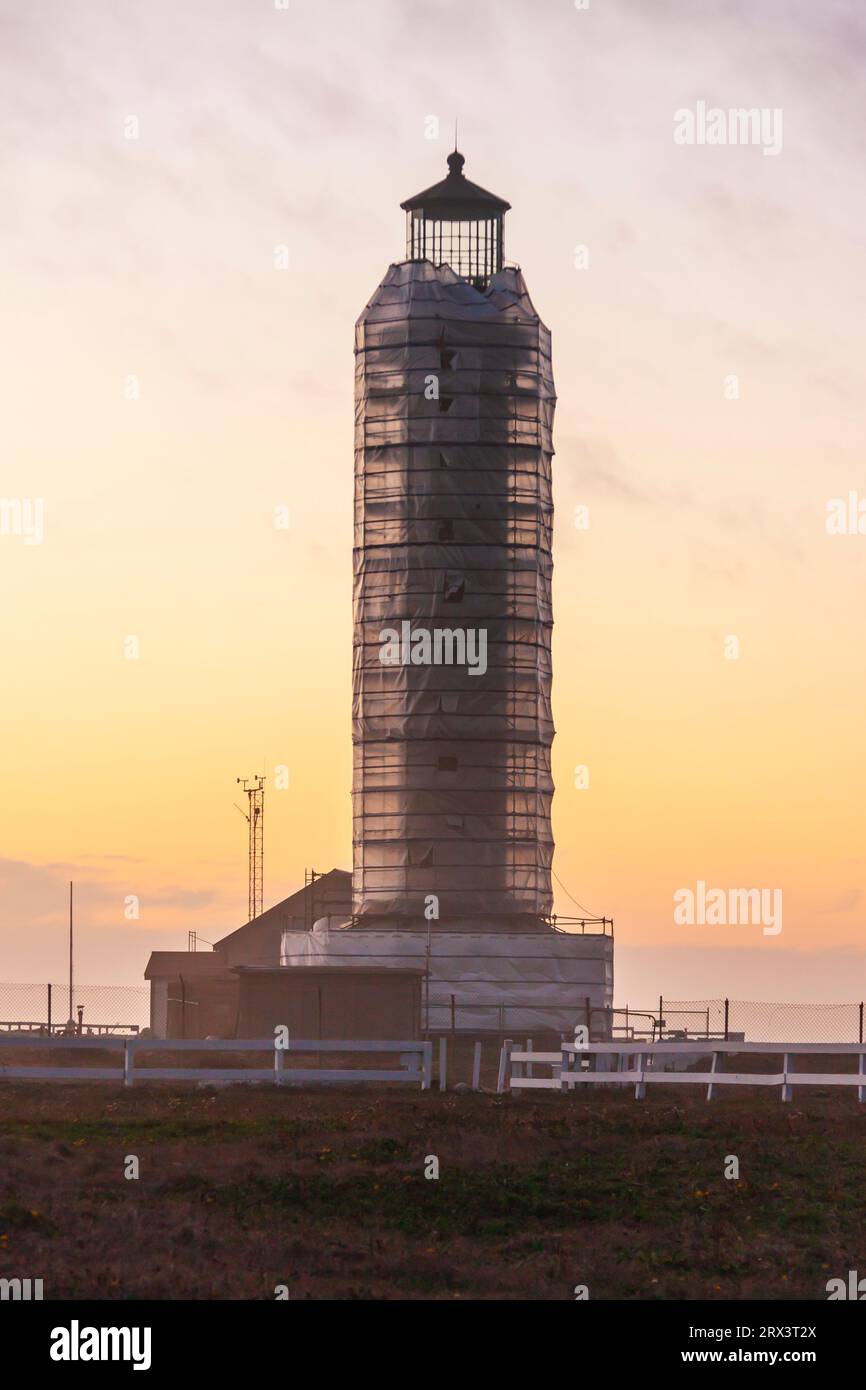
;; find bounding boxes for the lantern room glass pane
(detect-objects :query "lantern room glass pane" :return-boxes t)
[406,211,503,287]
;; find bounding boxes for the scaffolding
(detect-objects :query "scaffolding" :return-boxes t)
[352,260,556,924]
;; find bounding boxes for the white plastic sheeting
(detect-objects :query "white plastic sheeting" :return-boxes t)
[353,261,555,923]
[281,921,612,1033]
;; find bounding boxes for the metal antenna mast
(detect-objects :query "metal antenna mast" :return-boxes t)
[235,775,265,921]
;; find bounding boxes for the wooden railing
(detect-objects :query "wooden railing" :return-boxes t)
[0,1035,433,1089]
[499,1039,866,1101]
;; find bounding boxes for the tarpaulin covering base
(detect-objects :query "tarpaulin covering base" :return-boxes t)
[281,921,613,1033]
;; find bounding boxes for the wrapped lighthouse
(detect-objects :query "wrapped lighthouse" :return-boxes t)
[282,152,613,1033]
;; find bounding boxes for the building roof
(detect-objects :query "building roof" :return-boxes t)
[400,151,511,218]
[144,952,235,980]
[212,868,351,952]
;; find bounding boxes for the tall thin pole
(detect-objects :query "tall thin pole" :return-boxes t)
[68,881,74,1027]
[425,917,431,1038]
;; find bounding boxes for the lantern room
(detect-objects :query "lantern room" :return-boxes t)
[400,150,511,290]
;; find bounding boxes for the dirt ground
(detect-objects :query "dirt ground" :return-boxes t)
[1,1078,864,1300]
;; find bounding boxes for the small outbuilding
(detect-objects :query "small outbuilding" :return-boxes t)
[144,950,423,1041]
[234,966,423,1041]
[143,952,238,1039]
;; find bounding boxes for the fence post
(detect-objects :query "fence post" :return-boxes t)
[496,1038,513,1094]
[859,1002,863,1045]
[859,1052,865,1105]
[706,1049,719,1102]
[525,1038,533,1079]
[634,1052,645,1101]
[659,996,664,1040]
[47,983,52,1036]
[123,1038,135,1088]
[782,1052,791,1103]
[423,962,429,1040]
[274,1041,285,1087]
[472,1041,482,1091]
[724,998,729,1041]
[438,1036,447,1091]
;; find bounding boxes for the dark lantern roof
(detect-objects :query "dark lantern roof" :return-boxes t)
[400,151,511,219]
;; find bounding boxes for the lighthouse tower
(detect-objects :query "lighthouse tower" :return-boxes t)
[282,152,612,1031]
[352,151,555,929]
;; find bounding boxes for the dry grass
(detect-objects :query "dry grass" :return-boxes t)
[0,1080,863,1300]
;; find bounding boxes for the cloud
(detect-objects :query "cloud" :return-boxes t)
[0,858,117,927]
[0,857,216,933]
[0,857,228,985]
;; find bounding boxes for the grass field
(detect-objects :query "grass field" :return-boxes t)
[1,1080,864,1300]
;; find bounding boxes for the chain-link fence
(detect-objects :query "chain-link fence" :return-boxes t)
[0,983,148,1035]
[658,998,866,1045]
[3,985,862,1046]
[425,997,866,1045]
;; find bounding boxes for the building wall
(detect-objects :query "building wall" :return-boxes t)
[236,969,421,1041]
[150,979,168,1038]
[216,915,295,968]
[161,973,239,1039]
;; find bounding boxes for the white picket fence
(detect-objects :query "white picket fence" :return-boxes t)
[0,1035,433,1089]
[499,1039,866,1101]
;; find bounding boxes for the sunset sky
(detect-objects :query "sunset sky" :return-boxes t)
[2,0,865,1007]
